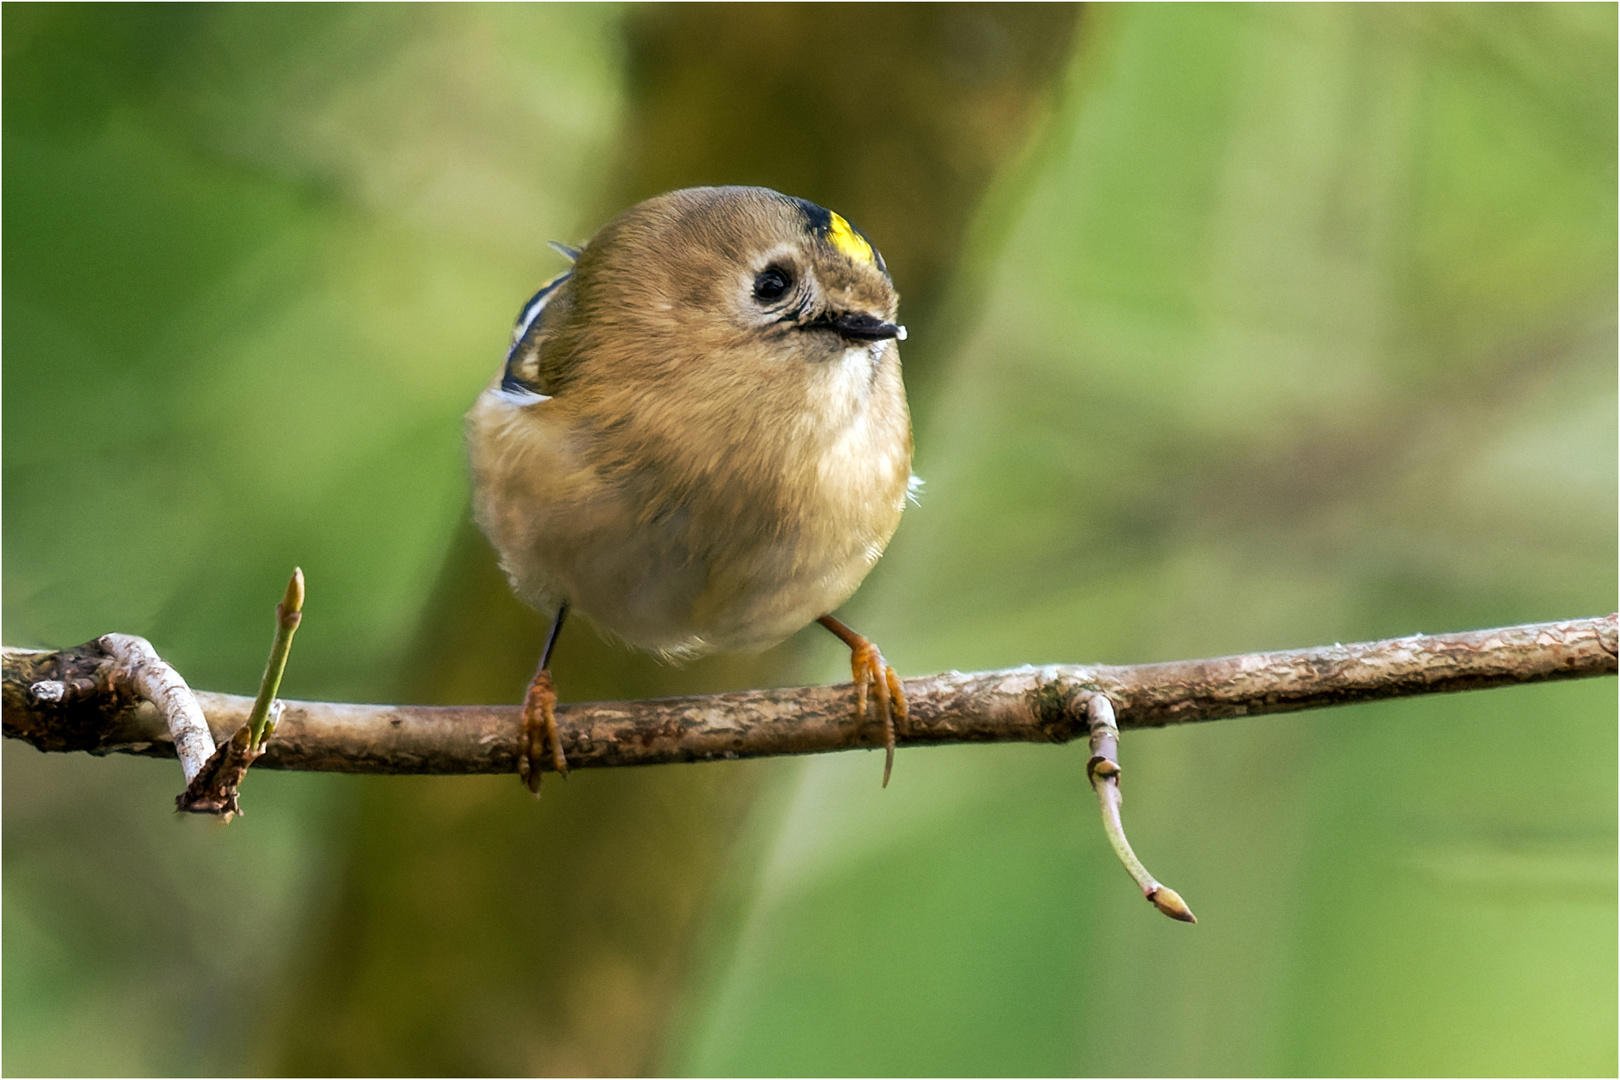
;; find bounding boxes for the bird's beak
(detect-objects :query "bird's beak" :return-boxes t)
[829,312,907,341]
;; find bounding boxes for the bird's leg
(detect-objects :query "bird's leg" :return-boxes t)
[519,603,569,795]
[817,614,908,787]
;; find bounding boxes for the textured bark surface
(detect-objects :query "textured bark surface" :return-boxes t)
[6,614,1614,775]
[98,633,218,785]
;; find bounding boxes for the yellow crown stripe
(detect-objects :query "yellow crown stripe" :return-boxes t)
[825,211,875,266]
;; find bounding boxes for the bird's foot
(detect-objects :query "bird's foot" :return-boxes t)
[519,669,567,796]
[819,616,908,787]
[851,639,908,787]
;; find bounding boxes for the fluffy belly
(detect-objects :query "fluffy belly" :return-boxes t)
[548,499,883,658]
[468,355,910,659]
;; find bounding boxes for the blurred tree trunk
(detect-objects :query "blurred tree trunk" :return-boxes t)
[269,5,1081,1075]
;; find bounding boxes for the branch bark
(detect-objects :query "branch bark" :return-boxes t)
[4,614,1615,776]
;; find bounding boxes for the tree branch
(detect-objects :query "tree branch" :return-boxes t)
[5,615,1613,775]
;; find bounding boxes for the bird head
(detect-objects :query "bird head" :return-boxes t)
[568,186,904,375]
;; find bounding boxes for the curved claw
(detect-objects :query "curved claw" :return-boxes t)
[519,669,567,796]
[822,617,908,788]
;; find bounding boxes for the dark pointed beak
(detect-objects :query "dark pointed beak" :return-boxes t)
[829,312,907,341]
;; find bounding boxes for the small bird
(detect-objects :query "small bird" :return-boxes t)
[466,186,914,793]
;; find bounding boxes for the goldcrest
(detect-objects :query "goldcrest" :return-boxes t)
[466,186,913,792]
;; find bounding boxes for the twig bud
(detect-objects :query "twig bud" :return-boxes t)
[1148,885,1197,923]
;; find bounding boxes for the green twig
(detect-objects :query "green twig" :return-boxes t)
[248,568,304,751]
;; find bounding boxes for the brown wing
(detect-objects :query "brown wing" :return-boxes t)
[501,269,576,397]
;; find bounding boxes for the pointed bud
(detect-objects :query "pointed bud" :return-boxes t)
[1149,885,1197,923]
[281,567,305,620]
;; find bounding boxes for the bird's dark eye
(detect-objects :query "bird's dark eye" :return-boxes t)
[753,267,792,302]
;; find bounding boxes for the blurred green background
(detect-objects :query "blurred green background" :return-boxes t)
[4,3,1614,1075]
